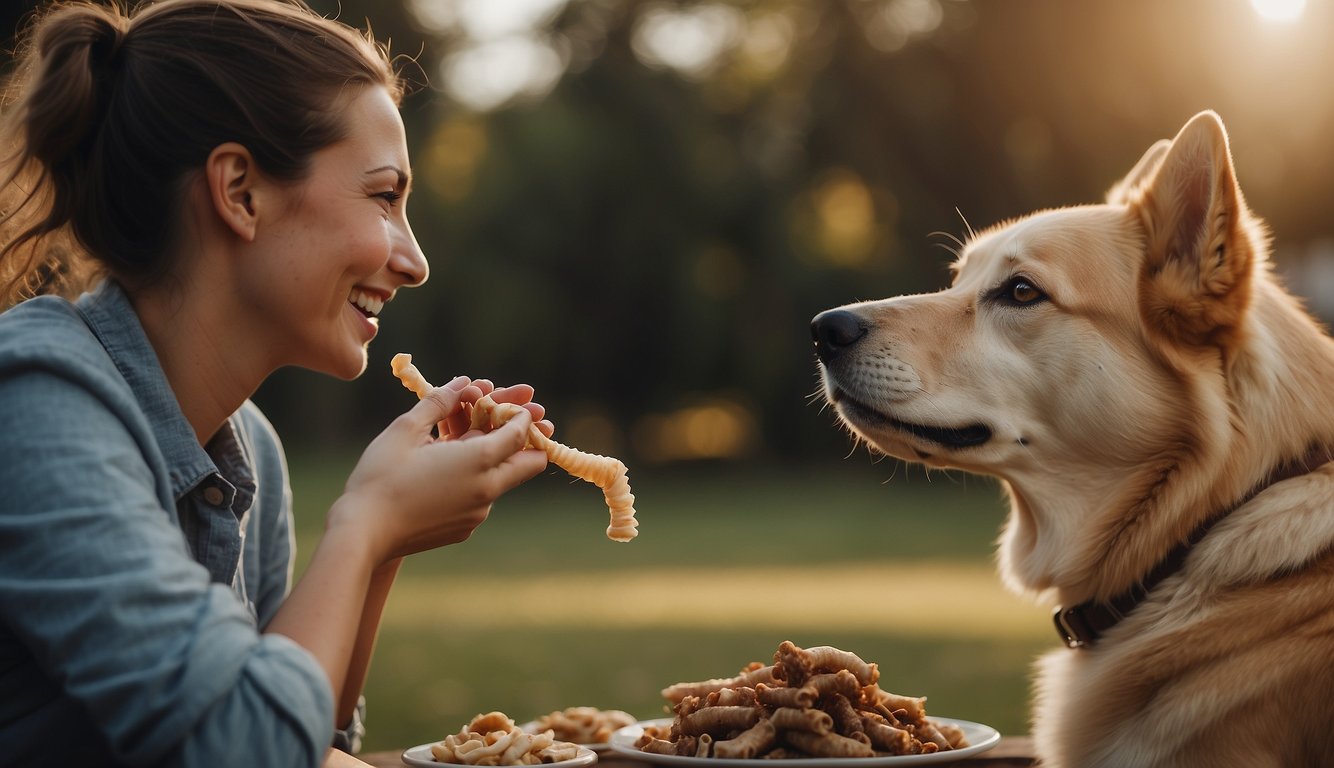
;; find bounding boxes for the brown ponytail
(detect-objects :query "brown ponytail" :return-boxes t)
[0,0,404,307]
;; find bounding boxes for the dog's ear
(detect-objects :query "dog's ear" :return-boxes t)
[1106,138,1170,205]
[1133,110,1257,348]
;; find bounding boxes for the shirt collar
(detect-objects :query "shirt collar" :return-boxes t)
[76,280,219,501]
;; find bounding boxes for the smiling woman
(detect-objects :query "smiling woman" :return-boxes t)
[0,2,555,766]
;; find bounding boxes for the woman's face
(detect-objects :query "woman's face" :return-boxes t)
[244,85,428,380]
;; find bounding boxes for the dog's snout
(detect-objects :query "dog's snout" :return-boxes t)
[811,309,867,361]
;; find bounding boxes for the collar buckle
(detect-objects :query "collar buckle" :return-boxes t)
[1053,605,1096,649]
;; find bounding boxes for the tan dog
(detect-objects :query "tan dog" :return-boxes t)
[812,110,1334,768]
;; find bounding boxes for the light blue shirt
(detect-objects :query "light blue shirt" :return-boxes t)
[0,281,333,767]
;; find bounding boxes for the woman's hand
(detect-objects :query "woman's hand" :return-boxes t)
[439,378,556,441]
[331,376,549,564]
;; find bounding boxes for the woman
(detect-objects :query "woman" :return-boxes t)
[0,2,551,766]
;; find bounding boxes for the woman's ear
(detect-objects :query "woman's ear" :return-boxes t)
[204,142,258,242]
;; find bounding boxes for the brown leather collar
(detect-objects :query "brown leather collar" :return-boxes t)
[1054,445,1332,649]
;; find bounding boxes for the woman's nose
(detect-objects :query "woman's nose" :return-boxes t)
[391,220,429,287]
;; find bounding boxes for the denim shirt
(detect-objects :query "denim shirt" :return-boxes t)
[0,281,333,767]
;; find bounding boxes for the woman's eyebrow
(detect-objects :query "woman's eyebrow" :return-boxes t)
[365,165,409,190]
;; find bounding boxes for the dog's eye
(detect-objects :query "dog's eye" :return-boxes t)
[995,277,1047,306]
[1011,281,1042,303]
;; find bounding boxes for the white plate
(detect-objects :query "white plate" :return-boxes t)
[607,717,1000,766]
[401,743,597,767]
[519,720,619,753]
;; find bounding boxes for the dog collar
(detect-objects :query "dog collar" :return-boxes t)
[1053,445,1332,649]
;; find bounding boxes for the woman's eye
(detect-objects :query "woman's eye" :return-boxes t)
[375,190,402,206]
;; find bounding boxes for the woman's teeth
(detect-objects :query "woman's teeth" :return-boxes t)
[349,289,384,318]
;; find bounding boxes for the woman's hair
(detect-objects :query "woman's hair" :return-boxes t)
[0,0,405,306]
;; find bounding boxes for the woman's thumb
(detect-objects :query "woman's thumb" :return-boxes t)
[406,380,469,433]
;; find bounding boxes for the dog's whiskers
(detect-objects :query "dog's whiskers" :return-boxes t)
[928,231,965,260]
[954,207,977,241]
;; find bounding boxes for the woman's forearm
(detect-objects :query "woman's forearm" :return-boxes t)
[264,522,379,718]
[338,556,403,724]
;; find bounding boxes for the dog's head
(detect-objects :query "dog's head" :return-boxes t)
[813,111,1276,601]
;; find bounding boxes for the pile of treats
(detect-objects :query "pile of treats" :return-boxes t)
[531,706,636,745]
[431,712,581,765]
[637,640,968,759]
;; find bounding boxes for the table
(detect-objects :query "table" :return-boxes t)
[355,737,1037,767]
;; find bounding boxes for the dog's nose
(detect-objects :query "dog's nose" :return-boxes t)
[811,309,867,361]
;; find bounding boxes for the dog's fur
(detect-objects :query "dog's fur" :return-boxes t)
[813,111,1334,767]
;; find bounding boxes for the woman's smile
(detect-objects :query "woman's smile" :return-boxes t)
[347,287,386,342]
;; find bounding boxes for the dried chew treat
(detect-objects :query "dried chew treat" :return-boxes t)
[712,720,777,759]
[660,663,777,703]
[783,730,877,758]
[529,707,636,744]
[390,354,433,398]
[430,711,580,765]
[678,705,762,737]
[754,682,815,709]
[769,706,833,734]
[634,735,677,756]
[391,353,639,542]
[804,644,880,685]
[468,393,638,541]
[864,684,927,720]
[644,640,968,759]
[862,717,913,753]
[824,693,866,738]
[705,686,757,707]
[805,669,861,701]
[692,733,714,758]
[937,720,969,749]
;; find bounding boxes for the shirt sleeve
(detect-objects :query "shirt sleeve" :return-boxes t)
[0,370,334,767]
[235,401,299,628]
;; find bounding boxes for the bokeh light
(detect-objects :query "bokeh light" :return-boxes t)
[1251,0,1306,22]
[631,3,746,77]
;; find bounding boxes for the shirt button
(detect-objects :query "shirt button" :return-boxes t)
[202,486,225,506]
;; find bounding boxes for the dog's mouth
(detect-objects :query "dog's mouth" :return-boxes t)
[832,388,993,450]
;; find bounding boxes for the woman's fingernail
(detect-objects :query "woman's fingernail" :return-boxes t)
[446,375,469,389]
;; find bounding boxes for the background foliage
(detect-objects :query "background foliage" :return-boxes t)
[262,0,1334,471]
[6,0,1328,465]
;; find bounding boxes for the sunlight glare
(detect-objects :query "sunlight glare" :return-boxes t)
[1250,0,1306,22]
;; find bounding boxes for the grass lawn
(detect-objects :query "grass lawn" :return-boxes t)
[286,450,1059,752]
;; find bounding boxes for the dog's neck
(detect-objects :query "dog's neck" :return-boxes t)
[1053,440,1333,647]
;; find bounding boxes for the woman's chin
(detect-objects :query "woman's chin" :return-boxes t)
[337,350,371,381]
[304,345,370,381]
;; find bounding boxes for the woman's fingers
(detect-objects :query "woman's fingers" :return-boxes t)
[440,384,484,439]
[488,383,535,404]
[487,385,551,438]
[476,411,548,481]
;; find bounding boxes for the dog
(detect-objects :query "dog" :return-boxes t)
[812,110,1334,767]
